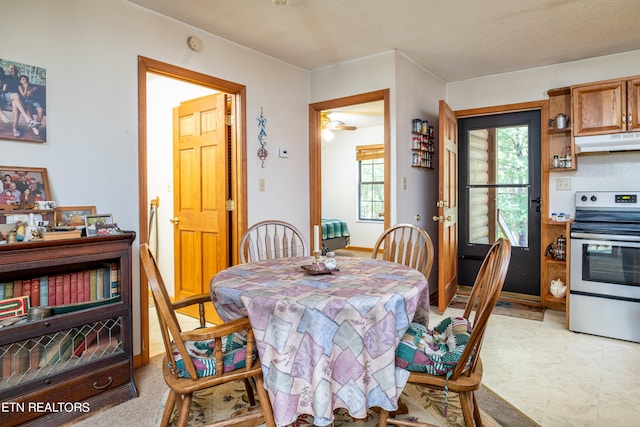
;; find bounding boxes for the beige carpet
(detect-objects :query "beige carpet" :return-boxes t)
[70,356,537,427]
[162,370,538,427]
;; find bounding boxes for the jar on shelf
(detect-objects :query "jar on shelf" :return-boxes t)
[412,119,422,133]
[412,152,419,165]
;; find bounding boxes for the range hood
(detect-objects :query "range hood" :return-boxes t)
[574,132,640,153]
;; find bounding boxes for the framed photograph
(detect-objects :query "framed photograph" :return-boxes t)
[95,222,120,235]
[34,200,55,210]
[54,206,97,227]
[84,214,113,236]
[0,167,51,207]
[0,59,47,143]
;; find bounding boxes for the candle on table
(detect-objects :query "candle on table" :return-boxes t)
[314,225,320,253]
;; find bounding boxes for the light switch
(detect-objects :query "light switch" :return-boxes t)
[557,178,571,191]
[279,148,289,158]
[258,178,265,191]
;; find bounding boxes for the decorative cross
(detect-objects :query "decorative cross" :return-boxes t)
[257,108,268,167]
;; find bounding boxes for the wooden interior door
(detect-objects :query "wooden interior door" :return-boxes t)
[437,100,459,313]
[173,93,227,324]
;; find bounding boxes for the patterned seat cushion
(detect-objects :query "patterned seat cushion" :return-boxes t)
[396,316,473,375]
[171,331,256,378]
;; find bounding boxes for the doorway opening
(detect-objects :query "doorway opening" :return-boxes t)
[137,56,247,366]
[309,90,391,249]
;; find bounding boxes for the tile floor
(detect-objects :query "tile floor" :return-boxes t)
[149,303,640,427]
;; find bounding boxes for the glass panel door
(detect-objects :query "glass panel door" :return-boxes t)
[459,111,541,296]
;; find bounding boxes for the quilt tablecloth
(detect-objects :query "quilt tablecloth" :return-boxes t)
[210,256,430,426]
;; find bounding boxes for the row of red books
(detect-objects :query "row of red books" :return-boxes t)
[0,263,120,308]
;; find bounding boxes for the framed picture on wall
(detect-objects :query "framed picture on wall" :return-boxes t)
[54,206,97,227]
[0,59,47,143]
[0,167,50,207]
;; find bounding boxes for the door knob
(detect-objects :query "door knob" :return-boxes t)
[378,212,384,218]
[169,217,179,224]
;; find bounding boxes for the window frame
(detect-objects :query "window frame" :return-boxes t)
[356,144,385,222]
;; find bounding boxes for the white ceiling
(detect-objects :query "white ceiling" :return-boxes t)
[129,0,640,82]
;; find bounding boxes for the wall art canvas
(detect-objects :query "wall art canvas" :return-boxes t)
[0,59,47,143]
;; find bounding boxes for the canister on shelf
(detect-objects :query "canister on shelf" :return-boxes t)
[412,119,422,133]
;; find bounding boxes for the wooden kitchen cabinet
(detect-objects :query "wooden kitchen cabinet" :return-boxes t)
[547,87,575,171]
[0,233,137,427]
[540,88,573,318]
[541,220,570,318]
[572,75,640,136]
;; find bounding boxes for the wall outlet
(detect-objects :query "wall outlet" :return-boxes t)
[557,178,571,191]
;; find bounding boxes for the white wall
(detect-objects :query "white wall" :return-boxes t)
[447,50,640,216]
[311,51,447,288]
[1,0,310,355]
[321,125,385,248]
[393,53,447,291]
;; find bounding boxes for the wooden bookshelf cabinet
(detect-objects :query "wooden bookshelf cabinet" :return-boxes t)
[541,220,570,313]
[0,232,137,427]
[547,87,576,171]
[541,88,574,321]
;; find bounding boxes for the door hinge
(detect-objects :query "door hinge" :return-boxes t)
[225,199,235,211]
[226,114,233,126]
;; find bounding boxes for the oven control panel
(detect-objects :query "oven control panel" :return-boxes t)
[615,194,637,204]
[576,191,640,208]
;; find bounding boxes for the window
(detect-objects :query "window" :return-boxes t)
[356,144,384,221]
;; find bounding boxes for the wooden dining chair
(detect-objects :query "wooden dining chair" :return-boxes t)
[379,238,511,427]
[372,223,435,278]
[239,220,309,263]
[140,243,275,427]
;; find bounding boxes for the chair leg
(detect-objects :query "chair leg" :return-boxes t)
[471,391,482,426]
[176,393,193,427]
[377,409,389,427]
[459,391,477,426]
[253,375,276,427]
[244,378,256,406]
[160,390,178,427]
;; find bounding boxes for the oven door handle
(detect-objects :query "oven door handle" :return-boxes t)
[571,232,640,242]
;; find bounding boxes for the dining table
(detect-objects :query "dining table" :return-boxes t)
[209,255,430,427]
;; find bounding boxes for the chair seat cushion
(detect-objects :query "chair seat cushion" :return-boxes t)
[171,332,256,378]
[396,316,473,375]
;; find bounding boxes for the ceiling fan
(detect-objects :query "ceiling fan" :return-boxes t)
[321,111,357,131]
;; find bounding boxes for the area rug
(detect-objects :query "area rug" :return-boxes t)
[449,295,545,321]
[162,380,539,427]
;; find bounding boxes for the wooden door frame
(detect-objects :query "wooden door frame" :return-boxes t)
[308,90,391,245]
[137,56,247,367]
